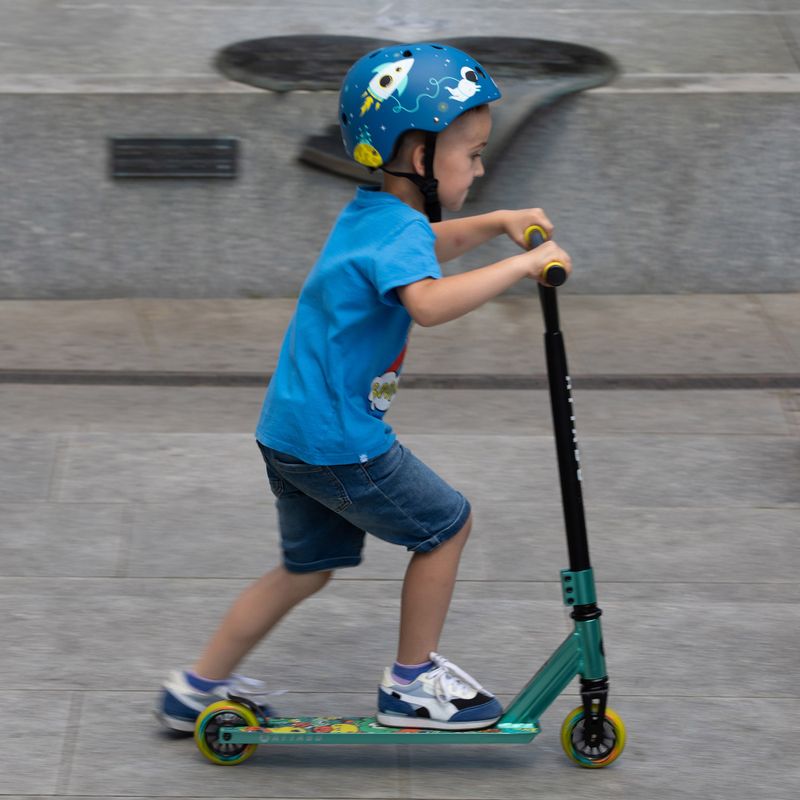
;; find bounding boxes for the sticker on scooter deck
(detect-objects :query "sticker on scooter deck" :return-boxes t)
[214,35,617,195]
[222,716,540,744]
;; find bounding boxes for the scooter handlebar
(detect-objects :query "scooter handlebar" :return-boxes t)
[523,225,568,287]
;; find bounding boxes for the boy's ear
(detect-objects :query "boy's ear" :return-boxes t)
[410,141,427,177]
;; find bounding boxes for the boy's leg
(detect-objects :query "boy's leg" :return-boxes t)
[193,565,332,680]
[396,513,472,664]
[379,512,502,731]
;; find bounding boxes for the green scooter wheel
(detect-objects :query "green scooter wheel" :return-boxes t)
[560,706,626,768]
[195,700,259,765]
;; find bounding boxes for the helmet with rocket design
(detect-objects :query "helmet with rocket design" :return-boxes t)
[338,42,502,221]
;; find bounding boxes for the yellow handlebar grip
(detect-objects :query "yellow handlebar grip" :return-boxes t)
[524,224,549,249]
[542,261,567,287]
[524,225,567,286]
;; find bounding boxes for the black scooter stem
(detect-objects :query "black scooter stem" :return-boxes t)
[538,283,591,573]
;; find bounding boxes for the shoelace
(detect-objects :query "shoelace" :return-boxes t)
[427,652,490,703]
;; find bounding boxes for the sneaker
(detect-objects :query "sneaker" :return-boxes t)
[156,670,276,733]
[376,652,503,730]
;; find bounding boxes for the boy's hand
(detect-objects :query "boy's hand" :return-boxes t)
[518,240,572,286]
[503,209,554,250]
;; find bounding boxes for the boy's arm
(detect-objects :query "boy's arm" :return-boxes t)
[432,208,553,263]
[397,240,570,328]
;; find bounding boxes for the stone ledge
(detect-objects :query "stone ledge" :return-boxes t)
[593,73,800,93]
[3,73,800,95]
[0,74,264,94]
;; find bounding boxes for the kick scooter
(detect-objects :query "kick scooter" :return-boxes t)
[194,226,627,767]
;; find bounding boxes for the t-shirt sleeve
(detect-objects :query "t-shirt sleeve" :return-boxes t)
[371,219,442,307]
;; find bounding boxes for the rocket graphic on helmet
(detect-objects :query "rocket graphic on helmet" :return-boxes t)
[339,42,501,168]
[359,57,415,116]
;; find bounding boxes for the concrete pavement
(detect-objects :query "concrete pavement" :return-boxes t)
[1,293,799,798]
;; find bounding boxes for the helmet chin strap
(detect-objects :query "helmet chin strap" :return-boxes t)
[381,132,442,223]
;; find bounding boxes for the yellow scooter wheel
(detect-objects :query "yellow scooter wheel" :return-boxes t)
[195,700,259,765]
[560,705,626,768]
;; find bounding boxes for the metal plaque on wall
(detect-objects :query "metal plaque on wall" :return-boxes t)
[110,137,238,178]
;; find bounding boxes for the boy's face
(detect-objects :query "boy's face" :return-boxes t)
[433,106,492,212]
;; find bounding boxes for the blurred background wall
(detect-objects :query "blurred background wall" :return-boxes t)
[1,0,798,297]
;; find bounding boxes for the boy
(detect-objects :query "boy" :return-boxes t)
[158,42,571,733]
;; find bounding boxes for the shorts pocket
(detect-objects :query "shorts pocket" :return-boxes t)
[361,441,405,485]
[265,462,285,498]
[271,449,324,473]
[320,468,352,513]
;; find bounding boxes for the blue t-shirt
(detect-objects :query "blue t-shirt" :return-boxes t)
[255,186,441,464]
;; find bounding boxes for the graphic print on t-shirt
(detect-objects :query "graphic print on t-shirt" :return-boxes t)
[369,340,408,414]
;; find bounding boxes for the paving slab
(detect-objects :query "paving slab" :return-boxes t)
[392,388,795,436]
[131,298,296,374]
[50,432,266,504]
[403,434,800,509]
[0,502,127,577]
[3,295,798,376]
[408,294,800,376]
[464,504,800,584]
[0,691,75,796]
[124,501,280,580]
[0,299,150,371]
[405,696,800,800]
[0,385,792,436]
[0,433,58,502]
[3,491,796,585]
[105,500,800,585]
[66,691,405,798]
[2,578,797,699]
[0,385,267,433]
[758,293,800,364]
[783,389,800,433]
[42,429,800,510]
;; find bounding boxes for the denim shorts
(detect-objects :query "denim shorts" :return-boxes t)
[256,440,472,573]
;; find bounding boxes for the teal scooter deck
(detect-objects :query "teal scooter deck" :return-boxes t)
[219,716,540,745]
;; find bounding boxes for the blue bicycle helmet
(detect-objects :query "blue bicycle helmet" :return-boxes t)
[339,42,502,221]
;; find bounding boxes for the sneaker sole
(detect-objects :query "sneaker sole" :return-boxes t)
[153,709,197,734]
[376,712,501,731]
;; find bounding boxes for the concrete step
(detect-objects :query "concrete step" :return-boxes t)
[1,3,799,296]
[0,295,798,376]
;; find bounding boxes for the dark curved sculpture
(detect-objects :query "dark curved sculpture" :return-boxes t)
[216,35,618,188]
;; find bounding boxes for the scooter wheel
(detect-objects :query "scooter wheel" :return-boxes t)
[195,700,259,765]
[560,705,626,768]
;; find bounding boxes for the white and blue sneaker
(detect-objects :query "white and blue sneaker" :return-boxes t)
[377,652,503,730]
[156,670,277,733]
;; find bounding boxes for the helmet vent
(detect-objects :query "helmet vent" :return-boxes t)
[403,49,413,57]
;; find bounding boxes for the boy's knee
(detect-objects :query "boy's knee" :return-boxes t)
[304,568,333,592]
[454,511,473,543]
[316,569,334,588]
[282,566,333,596]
